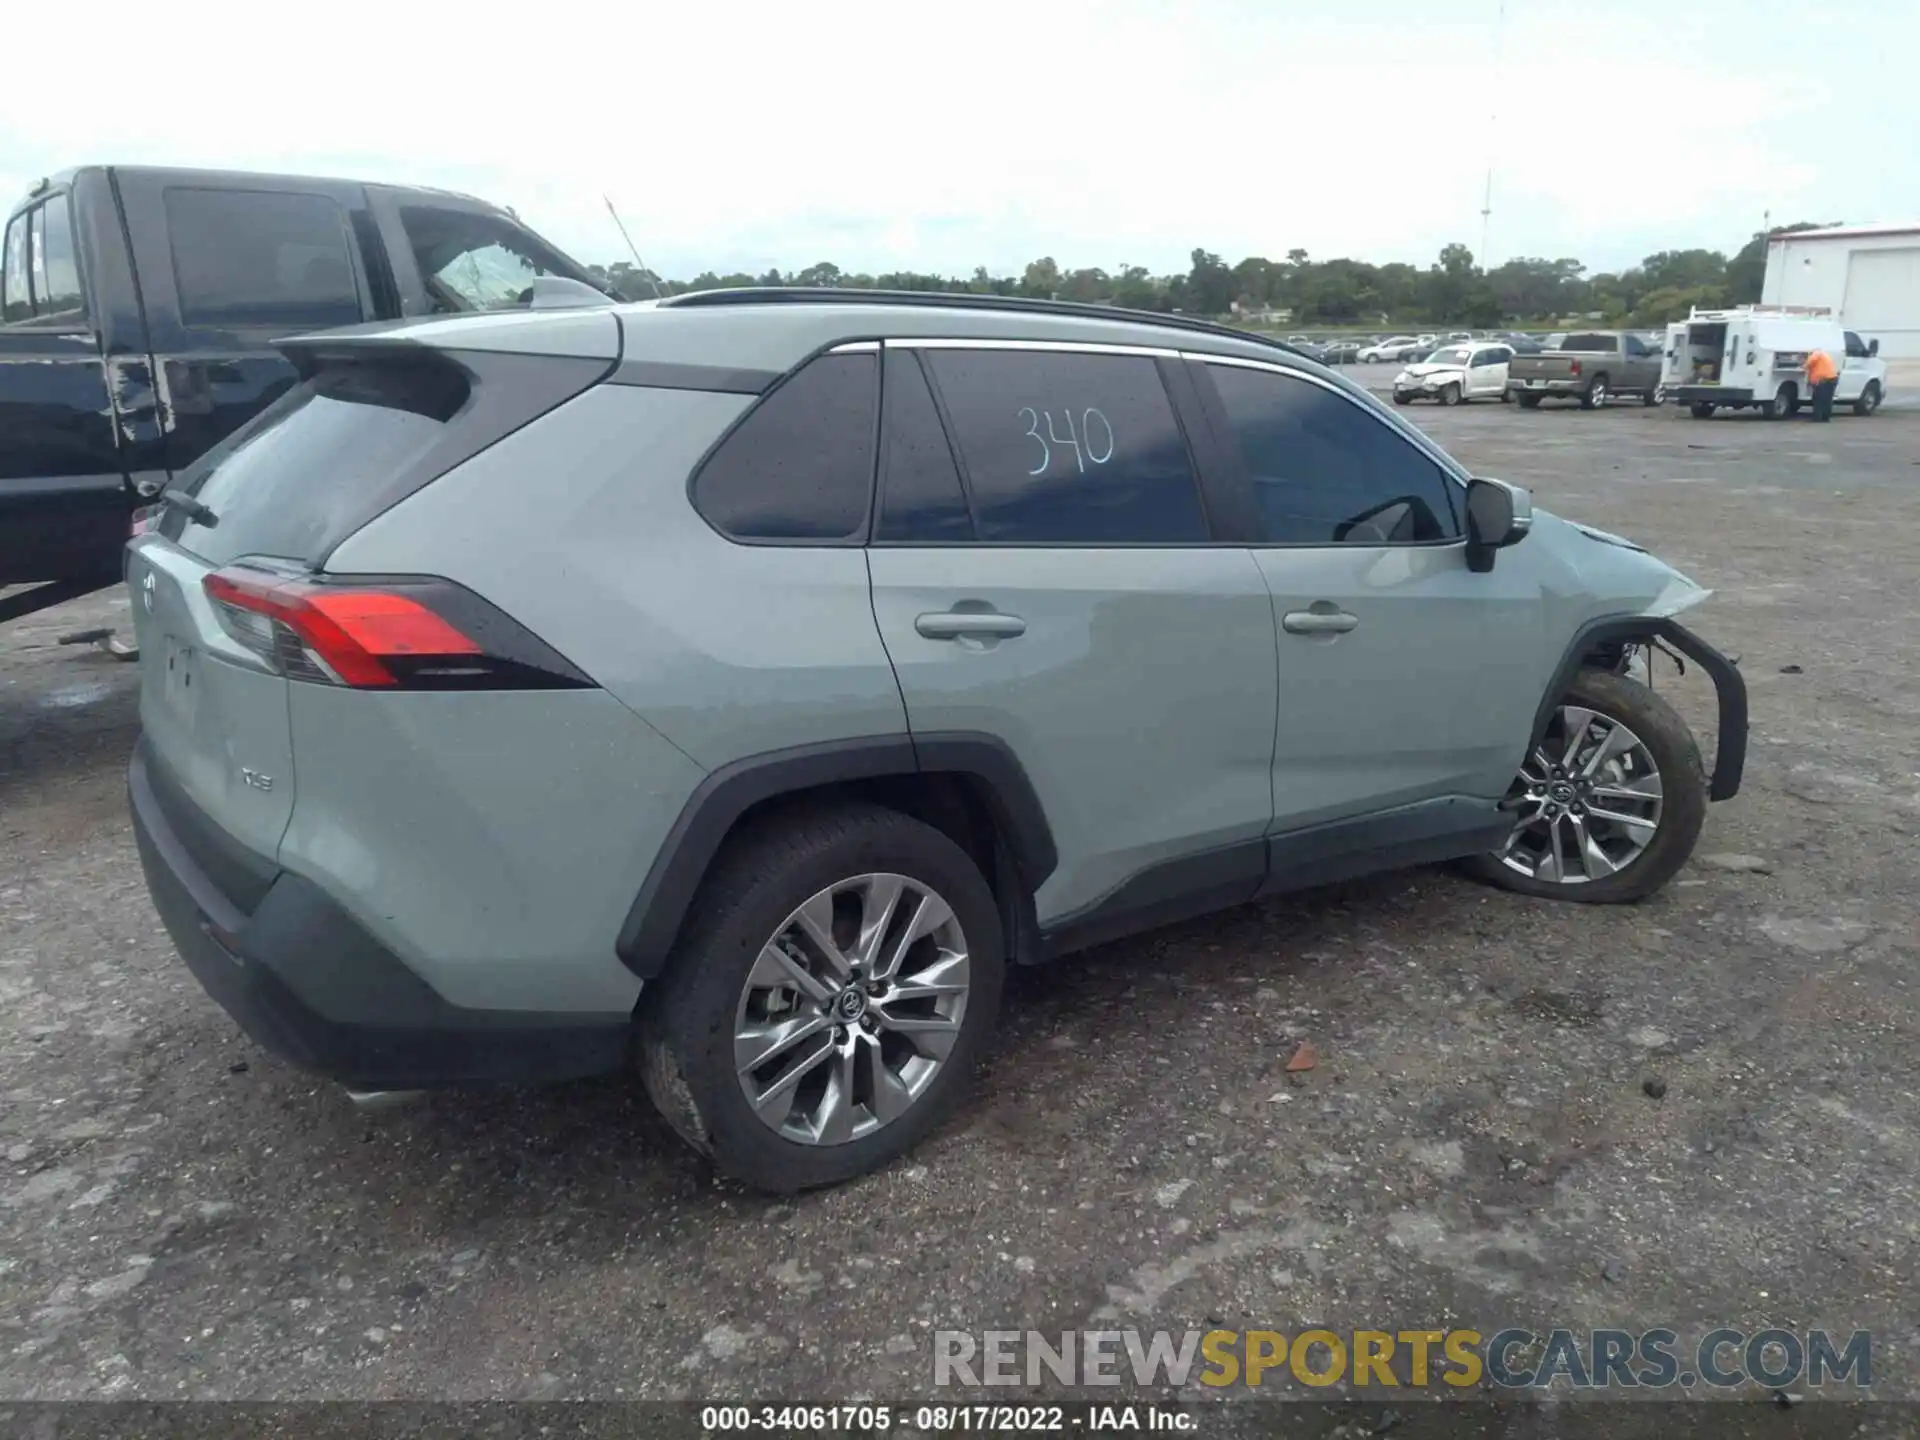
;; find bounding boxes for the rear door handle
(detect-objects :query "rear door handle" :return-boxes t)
[1282,609,1359,635]
[915,611,1027,640]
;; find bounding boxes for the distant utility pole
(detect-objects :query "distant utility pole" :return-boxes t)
[1480,0,1505,265]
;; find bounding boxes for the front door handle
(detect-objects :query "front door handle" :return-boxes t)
[1282,609,1359,635]
[915,611,1027,640]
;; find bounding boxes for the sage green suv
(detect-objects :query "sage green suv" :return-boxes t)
[125,289,1747,1192]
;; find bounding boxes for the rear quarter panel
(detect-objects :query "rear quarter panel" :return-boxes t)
[277,685,702,1012]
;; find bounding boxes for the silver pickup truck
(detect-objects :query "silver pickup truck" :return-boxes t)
[1506,330,1667,409]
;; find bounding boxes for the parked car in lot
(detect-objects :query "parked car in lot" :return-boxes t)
[1666,304,1886,419]
[1359,334,1424,363]
[1505,334,1546,355]
[1321,338,1363,364]
[0,164,610,626]
[1393,342,1515,405]
[1506,330,1666,409]
[126,288,1747,1192]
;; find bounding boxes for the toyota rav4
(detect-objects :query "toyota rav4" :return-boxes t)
[125,290,1747,1193]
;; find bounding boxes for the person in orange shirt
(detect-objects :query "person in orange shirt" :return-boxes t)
[1804,347,1840,422]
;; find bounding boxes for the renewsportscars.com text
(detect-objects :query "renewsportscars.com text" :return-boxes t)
[934,1327,1872,1391]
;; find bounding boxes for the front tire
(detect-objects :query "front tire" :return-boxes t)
[1516,392,1542,409]
[1392,391,1412,405]
[1644,381,1666,407]
[638,802,1005,1193]
[1854,381,1882,416]
[1440,382,1462,407]
[1462,668,1706,904]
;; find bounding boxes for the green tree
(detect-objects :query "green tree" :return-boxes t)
[1021,256,1061,298]
[1185,249,1235,315]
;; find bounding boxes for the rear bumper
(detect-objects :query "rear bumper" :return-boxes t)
[1675,386,1755,406]
[129,739,631,1089]
[1508,377,1585,393]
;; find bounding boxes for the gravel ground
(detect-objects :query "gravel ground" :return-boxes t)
[2,401,1918,1417]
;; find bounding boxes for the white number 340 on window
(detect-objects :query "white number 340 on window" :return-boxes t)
[1018,407,1116,477]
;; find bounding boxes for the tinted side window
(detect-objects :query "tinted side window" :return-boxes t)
[1208,365,1460,546]
[878,349,973,542]
[1,211,27,322]
[922,349,1206,543]
[694,353,877,541]
[1562,333,1619,353]
[164,188,361,329]
[36,195,84,317]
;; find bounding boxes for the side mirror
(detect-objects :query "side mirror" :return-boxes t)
[1465,478,1532,573]
[1869,338,1880,356]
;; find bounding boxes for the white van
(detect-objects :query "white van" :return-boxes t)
[1666,305,1887,419]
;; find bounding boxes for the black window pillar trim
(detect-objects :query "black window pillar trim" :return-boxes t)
[1531,614,1747,802]
[613,731,1058,980]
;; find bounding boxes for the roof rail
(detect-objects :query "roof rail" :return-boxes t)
[656,287,1309,359]
[1688,302,1833,318]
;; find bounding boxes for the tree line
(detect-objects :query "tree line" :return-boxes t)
[582,222,1834,329]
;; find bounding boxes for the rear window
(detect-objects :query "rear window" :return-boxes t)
[159,349,606,567]
[1560,333,1619,352]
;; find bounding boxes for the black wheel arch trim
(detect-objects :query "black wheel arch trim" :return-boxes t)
[615,731,1057,979]
[1532,615,1747,802]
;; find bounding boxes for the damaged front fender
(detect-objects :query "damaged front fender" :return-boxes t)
[1534,616,1748,803]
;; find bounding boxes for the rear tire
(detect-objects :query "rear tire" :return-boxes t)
[1760,384,1795,419]
[637,802,1005,1193]
[1579,375,1610,410]
[1516,392,1542,409]
[1461,668,1706,904]
[1854,381,1882,416]
[1689,402,1714,419]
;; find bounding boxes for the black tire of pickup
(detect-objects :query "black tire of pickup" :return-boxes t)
[1516,392,1542,409]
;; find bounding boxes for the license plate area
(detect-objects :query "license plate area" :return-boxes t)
[162,634,200,723]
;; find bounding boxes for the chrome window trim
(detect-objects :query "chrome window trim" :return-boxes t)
[885,336,1181,359]
[1186,351,1473,489]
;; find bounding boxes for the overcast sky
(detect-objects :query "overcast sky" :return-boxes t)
[3,0,1913,280]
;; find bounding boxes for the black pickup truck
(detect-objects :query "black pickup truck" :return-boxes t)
[1,165,611,624]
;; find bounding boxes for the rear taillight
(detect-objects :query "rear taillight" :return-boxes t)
[202,567,592,691]
[1569,360,1582,376]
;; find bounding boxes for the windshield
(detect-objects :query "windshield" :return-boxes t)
[1423,346,1471,366]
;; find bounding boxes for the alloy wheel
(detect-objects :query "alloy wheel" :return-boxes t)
[1498,704,1664,883]
[733,873,970,1146]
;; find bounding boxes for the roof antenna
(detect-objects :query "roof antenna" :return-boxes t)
[603,196,664,298]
